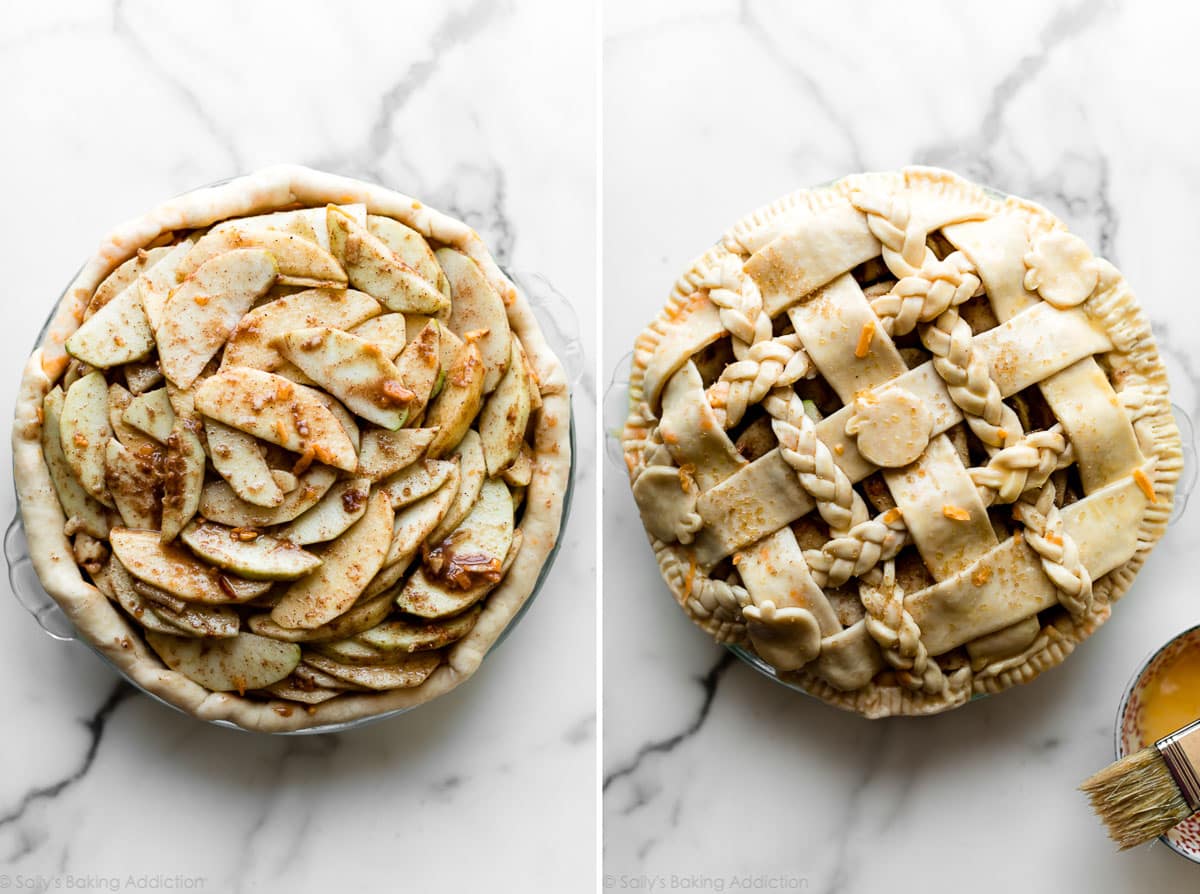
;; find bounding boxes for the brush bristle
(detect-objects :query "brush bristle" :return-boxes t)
[1081,746,1195,849]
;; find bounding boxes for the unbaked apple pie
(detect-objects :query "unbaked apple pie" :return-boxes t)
[621,167,1179,717]
[13,166,571,731]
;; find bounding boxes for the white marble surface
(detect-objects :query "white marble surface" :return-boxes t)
[604,1,1200,891]
[0,1,595,891]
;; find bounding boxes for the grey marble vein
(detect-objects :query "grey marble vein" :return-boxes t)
[0,681,134,855]
[111,0,245,171]
[822,724,890,894]
[603,651,734,797]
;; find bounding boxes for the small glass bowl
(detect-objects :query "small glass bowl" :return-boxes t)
[605,354,1198,700]
[1115,624,1200,863]
[8,233,583,735]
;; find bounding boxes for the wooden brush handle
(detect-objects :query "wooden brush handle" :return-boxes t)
[1159,718,1200,811]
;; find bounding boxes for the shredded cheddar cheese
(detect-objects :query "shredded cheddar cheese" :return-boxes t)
[942,504,971,521]
[1133,468,1157,503]
[854,320,876,358]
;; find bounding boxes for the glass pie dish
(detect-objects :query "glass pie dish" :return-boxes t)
[8,167,582,734]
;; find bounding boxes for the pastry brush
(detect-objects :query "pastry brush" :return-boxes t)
[1081,717,1200,849]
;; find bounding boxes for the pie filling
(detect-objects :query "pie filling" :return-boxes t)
[622,168,1180,717]
[38,202,546,707]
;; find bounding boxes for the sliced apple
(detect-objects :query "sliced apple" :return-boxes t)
[501,442,534,488]
[357,427,436,481]
[124,360,164,395]
[350,313,407,359]
[107,557,184,635]
[222,288,381,372]
[396,478,514,619]
[247,589,393,643]
[41,387,108,539]
[110,527,267,604]
[193,368,358,471]
[427,430,485,545]
[158,249,278,388]
[379,459,456,511]
[137,239,197,332]
[203,419,280,508]
[357,607,481,655]
[181,521,322,580]
[106,383,154,454]
[294,663,369,691]
[137,572,271,605]
[313,637,387,666]
[270,490,394,629]
[105,439,162,530]
[153,600,240,639]
[327,205,449,315]
[66,277,156,368]
[60,371,115,507]
[121,385,175,444]
[278,477,371,545]
[302,651,440,691]
[279,327,413,429]
[478,339,532,476]
[261,680,341,704]
[436,247,511,393]
[393,320,441,420]
[199,465,337,527]
[177,227,346,285]
[145,630,300,692]
[367,215,450,297]
[221,203,366,254]
[424,342,485,459]
[160,424,205,542]
[85,246,173,319]
[384,462,460,568]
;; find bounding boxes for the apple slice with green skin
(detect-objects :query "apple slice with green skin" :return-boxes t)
[158,249,278,388]
[110,527,268,605]
[384,461,460,568]
[396,478,514,619]
[145,631,300,693]
[137,239,196,331]
[279,327,413,429]
[181,521,322,580]
[356,607,481,655]
[160,424,205,542]
[85,246,173,319]
[278,477,371,545]
[105,439,162,530]
[302,652,440,691]
[478,338,532,477]
[357,427,436,481]
[124,360,164,396]
[136,573,270,606]
[350,313,407,359]
[270,490,394,629]
[222,288,381,372]
[427,430,485,545]
[327,205,449,315]
[247,589,393,643]
[199,465,336,527]
[122,386,176,443]
[261,680,341,704]
[393,320,440,421]
[66,276,157,368]
[313,391,360,452]
[41,387,109,539]
[424,342,485,459]
[501,442,534,488]
[367,215,450,297]
[177,227,347,285]
[153,600,240,639]
[106,557,185,636]
[313,638,387,666]
[60,371,115,508]
[435,248,511,393]
[379,459,456,511]
[204,419,283,508]
[220,203,366,253]
[193,368,358,471]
